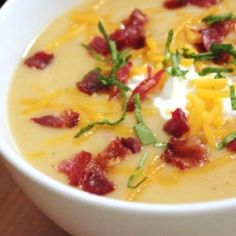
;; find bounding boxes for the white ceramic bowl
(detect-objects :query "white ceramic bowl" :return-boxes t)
[1,1,236,235]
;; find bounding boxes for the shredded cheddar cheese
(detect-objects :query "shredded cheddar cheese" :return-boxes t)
[186,78,231,148]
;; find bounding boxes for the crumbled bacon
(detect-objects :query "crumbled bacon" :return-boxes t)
[31,109,79,128]
[189,0,220,7]
[226,139,236,152]
[127,68,165,111]
[82,161,115,195]
[161,136,207,170]
[163,108,189,138]
[24,51,54,70]
[76,68,106,95]
[123,9,148,28]
[59,136,141,195]
[58,151,115,195]
[213,52,230,65]
[88,36,109,57]
[58,151,92,186]
[88,9,148,56]
[110,9,148,51]
[96,137,132,169]
[163,0,220,9]
[201,20,236,51]
[121,137,142,153]
[194,42,207,53]
[163,0,188,9]
[109,62,132,99]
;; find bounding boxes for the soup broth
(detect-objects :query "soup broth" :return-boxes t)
[8,0,236,203]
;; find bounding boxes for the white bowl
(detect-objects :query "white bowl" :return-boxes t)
[1,1,236,235]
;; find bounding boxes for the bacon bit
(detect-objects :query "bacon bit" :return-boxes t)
[31,109,79,128]
[123,9,148,28]
[161,136,208,170]
[121,137,142,153]
[163,0,188,9]
[96,137,132,169]
[127,68,165,111]
[88,36,110,57]
[114,9,148,50]
[189,0,220,7]
[76,68,106,95]
[58,136,140,195]
[194,42,207,53]
[201,20,236,51]
[163,108,189,138]
[110,9,148,51]
[213,52,230,65]
[58,151,115,195]
[88,9,148,55]
[163,0,219,9]
[82,161,115,195]
[24,51,54,70]
[109,62,132,99]
[226,139,236,152]
[58,151,92,186]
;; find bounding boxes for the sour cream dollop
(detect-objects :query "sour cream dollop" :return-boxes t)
[129,66,236,120]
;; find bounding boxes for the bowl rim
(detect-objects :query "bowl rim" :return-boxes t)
[1,0,236,215]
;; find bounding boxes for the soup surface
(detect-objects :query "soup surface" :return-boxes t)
[8,0,236,203]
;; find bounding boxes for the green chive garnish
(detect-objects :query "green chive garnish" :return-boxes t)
[203,13,236,25]
[217,131,236,150]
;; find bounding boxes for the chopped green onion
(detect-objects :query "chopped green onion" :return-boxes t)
[137,152,148,170]
[230,85,236,110]
[182,43,236,63]
[203,13,236,25]
[163,30,188,78]
[217,131,236,150]
[74,111,126,138]
[133,94,157,145]
[182,48,214,61]
[127,172,148,189]
[134,123,157,145]
[210,43,236,58]
[163,29,174,66]
[198,67,233,78]
[127,152,148,189]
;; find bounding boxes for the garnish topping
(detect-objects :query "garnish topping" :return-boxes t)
[200,18,236,51]
[133,94,157,145]
[183,43,236,64]
[163,108,189,137]
[163,0,220,9]
[76,68,107,95]
[163,30,188,78]
[217,131,236,150]
[127,152,148,188]
[198,67,233,78]
[24,51,54,70]
[203,13,236,25]
[230,85,236,110]
[59,136,141,195]
[161,136,208,170]
[58,151,115,195]
[31,109,79,128]
[96,137,141,170]
[75,22,130,138]
[133,94,165,146]
[127,67,165,111]
[86,9,148,56]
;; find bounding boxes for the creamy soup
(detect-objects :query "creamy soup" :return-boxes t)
[8,0,236,203]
